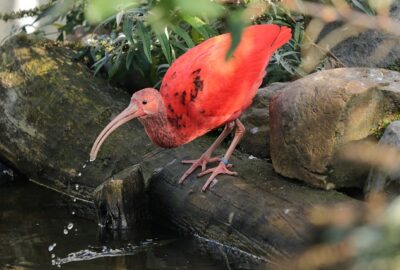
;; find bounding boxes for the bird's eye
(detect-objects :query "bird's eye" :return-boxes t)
[142,100,148,105]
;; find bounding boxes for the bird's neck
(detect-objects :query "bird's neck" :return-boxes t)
[139,107,181,148]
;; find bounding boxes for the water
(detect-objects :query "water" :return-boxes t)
[0,180,227,269]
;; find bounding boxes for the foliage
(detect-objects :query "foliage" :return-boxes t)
[372,112,400,139]
[1,0,387,90]
[8,0,304,90]
[0,0,58,22]
[284,195,400,270]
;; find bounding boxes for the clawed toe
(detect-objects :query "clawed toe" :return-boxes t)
[179,154,221,184]
[200,162,238,192]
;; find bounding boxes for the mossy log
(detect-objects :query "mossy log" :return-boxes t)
[0,35,358,264]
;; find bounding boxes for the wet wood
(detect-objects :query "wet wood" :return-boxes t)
[0,34,359,264]
[93,164,147,229]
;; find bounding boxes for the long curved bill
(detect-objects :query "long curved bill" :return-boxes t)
[90,103,139,161]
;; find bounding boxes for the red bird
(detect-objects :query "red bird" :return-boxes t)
[90,24,292,191]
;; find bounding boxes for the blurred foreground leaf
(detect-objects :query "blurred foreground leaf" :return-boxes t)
[85,0,139,23]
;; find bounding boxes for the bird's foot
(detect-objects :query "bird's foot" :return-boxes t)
[198,161,238,192]
[179,154,221,184]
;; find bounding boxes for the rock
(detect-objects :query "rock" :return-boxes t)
[319,2,400,69]
[239,83,287,158]
[365,121,400,196]
[94,164,147,229]
[269,68,400,189]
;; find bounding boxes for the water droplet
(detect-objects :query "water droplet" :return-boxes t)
[250,127,259,134]
[63,229,69,235]
[75,184,79,190]
[82,164,87,169]
[67,223,74,230]
[48,243,57,252]
[73,198,77,202]
[248,155,257,160]
[51,259,55,265]
[71,211,75,215]
[77,172,82,177]
[51,254,55,258]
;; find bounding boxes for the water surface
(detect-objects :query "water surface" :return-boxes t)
[0,180,226,269]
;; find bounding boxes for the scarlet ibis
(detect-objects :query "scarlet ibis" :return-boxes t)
[90,24,292,191]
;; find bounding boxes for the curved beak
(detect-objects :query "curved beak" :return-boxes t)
[90,103,140,161]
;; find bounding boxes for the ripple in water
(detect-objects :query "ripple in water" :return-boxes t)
[52,240,174,267]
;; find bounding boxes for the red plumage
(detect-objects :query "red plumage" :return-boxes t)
[90,24,292,191]
[160,24,292,145]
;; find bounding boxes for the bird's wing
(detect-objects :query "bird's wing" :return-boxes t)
[160,25,291,139]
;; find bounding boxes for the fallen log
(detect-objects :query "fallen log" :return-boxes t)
[0,34,358,264]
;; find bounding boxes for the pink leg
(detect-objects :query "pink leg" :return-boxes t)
[199,119,245,192]
[179,121,235,184]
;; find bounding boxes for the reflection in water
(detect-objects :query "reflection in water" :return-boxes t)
[0,180,225,269]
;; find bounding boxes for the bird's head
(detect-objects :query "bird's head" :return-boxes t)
[89,88,162,161]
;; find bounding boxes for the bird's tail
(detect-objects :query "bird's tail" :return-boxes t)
[247,24,292,54]
[269,25,292,53]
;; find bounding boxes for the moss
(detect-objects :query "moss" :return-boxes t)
[372,112,400,138]
[0,72,25,88]
[22,58,57,76]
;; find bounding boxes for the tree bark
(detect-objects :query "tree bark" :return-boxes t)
[0,35,358,264]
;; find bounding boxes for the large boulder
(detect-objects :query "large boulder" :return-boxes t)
[239,83,287,158]
[319,2,400,70]
[269,68,400,189]
[365,121,400,196]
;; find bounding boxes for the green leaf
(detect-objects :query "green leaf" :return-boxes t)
[182,15,213,39]
[34,0,75,25]
[294,23,301,45]
[171,25,195,48]
[123,15,133,42]
[108,57,121,78]
[352,0,374,15]
[92,55,109,76]
[126,49,135,70]
[85,0,139,23]
[116,11,124,26]
[157,31,173,64]
[174,0,223,18]
[169,39,189,52]
[226,11,246,60]
[137,21,152,63]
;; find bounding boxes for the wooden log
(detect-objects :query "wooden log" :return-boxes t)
[93,164,147,229]
[0,34,359,264]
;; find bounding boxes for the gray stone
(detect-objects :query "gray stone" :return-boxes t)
[320,3,400,69]
[269,68,400,189]
[239,83,287,158]
[365,121,400,196]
